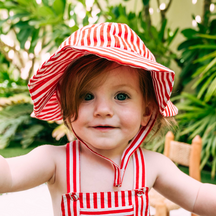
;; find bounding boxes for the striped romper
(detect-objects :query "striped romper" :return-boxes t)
[61,138,150,216]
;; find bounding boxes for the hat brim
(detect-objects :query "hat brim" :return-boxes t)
[28,45,178,121]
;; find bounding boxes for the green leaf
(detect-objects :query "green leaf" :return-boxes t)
[0,120,12,134]
[176,104,204,112]
[176,112,207,120]
[82,14,89,26]
[180,92,210,107]
[70,25,79,33]
[211,135,216,157]
[197,34,216,40]
[167,27,179,46]
[142,0,150,6]
[0,18,9,28]
[42,0,50,7]
[204,77,216,102]
[180,118,205,135]
[179,52,197,78]
[211,157,216,179]
[21,124,44,148]
[159,19,167,41]
[150,26,159,40]
[0,136,10,149]
[200,150,210,170]
[200,58,216,75]
[192,64,209,77]
[117,15,130,25]
[29,28,40,53]
[17,27,34,49]
[189,117,209,139]
[194,51,216,63]
[10,12,31,20]
[196,73,216,99]
[0,104,33,118]
[178,38,202,51]
[37,5,55,17]
[189,44,216,50]
[14,20,30,28]
[53,0,66,16]
[181,28,198,38]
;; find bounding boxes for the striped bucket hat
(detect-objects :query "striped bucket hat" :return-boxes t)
[28,22,178,121]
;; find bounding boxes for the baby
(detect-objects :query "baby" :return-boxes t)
[0,22,216,216]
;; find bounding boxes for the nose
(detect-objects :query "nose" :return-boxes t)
[93,97,114,118]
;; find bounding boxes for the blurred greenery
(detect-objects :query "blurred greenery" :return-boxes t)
[172,12,216,178]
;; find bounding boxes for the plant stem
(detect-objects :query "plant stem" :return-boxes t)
[202,0,212,27]
[156,0,173,24]
[95,0,109,20]
[143,2,152,32]
[0,40,22,73]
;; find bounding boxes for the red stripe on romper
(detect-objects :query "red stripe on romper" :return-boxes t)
[80,207,134,215]
[61,196,66,216]
[140,148,145,187]
[93,192,97,208]
[135,192,138,216]
[128,190,132,206]
[140,193,144,216]
[135,151,139,189]
[80,193,84,208]
[86,193,90,208]
[114,191,118,207]
[72,143,77,192]
[73,142,78,216]
[121,191,125,206]
[66,144,71,216]
[66,144,70,193]
[107,192,111,208]
[100,192,105,208]
[145,188,149,216]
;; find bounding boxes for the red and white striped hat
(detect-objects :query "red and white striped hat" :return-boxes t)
[28,22,178,121]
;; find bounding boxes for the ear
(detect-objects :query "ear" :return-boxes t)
[141,106,152,126]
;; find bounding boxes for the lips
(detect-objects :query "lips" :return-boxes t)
[91,125,116,131]
[94,126,115,129]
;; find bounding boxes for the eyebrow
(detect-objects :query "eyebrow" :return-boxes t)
[112,84,139,92]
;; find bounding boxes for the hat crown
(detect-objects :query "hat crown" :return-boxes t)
[29,22,177,121]
[59,22,156,62]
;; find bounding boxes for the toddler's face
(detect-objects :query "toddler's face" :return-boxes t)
[71,65,151,156]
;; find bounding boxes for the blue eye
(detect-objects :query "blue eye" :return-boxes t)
[84,93,94,101]
[115,93,129,101]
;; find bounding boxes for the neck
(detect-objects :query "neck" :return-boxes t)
[80,141,128,166]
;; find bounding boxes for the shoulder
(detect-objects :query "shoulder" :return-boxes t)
[142,148,171,166]
[29,144,67,159]
[141,148,176,188]
[23,144,67,173]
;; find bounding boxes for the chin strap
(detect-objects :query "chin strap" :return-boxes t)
[71,111,157,187]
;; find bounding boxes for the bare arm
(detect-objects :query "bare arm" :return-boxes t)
[0,155,12,192]
[193,183,216,215]
[145,150,216,215]
[0,145,58,193]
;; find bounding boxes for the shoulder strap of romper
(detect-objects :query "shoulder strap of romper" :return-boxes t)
[133,147,146,189]
[66,140,80,193]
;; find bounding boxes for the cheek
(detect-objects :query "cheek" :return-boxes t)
[119,107,143,128]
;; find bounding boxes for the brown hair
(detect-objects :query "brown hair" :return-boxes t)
[59,54,175,135]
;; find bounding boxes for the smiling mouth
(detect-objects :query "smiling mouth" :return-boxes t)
[93,126,115,129]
